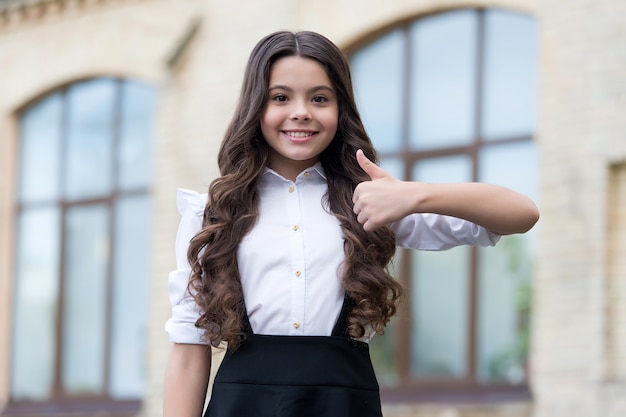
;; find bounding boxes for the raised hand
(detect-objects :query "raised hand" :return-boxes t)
[352,149,417,231]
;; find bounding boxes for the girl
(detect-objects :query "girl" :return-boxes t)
[163,31,539,417]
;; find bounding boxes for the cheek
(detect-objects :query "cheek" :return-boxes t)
[324,110,339,136]
[260,110,277,137]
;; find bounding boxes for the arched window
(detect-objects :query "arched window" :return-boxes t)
[350,8,538,399]
[10,78,157,413]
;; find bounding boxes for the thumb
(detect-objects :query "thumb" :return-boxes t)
[356,149,388,180]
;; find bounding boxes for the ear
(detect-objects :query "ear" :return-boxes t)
[356,149,388,180]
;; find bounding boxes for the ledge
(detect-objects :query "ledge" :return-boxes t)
[1,399,142,417]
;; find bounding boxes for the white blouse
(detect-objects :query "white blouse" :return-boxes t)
[165,163,500,344]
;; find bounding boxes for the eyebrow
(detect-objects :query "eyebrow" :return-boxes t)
[268,85,335,94]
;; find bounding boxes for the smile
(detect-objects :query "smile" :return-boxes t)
[282,130,316,138]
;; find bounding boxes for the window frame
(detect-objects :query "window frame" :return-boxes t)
[347,7,536,402]
[7,77,153,415]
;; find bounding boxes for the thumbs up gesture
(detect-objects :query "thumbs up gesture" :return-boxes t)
[352,149,416,231]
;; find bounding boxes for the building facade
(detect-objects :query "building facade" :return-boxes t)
[0,0,625,416]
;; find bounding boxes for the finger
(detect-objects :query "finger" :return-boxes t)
[363,219,380,232]
[352,185,360,205]
[356,149,388,180]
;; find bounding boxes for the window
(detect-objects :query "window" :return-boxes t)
[350,8,538,399]
[10,78,157,413]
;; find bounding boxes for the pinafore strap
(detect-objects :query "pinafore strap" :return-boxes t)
[204,296,382,417]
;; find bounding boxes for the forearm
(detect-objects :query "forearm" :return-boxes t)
[164,343,212,417]
[352,150,539,234]
[415,182,539,235]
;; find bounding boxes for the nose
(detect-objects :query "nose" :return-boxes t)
[290,101,311,121]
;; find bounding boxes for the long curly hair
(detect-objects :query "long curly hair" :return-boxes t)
[187,31,402,349]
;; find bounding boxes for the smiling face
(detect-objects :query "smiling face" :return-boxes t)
[261,55,339,181]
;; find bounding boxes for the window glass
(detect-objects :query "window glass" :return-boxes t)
[369,251,403,387]
[412,246,470,378]
[110,196,151,398]
[62,204,109,394]
[411,156,472,378]
[413,154,473,184]
[478,141,538,203]
[65,79,116,200]
[379,157,404,180]
[18,94,62,203]
[477,142,537,382]
[348,7,537,392]
[11,207,60,400]
[482,10,538,140]
[351,29,405,154]
[13,78,157,405]
[477,235,532,383]
[118,82,157,190]
[409,10,478,149]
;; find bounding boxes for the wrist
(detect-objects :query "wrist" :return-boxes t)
[408,181,433,214]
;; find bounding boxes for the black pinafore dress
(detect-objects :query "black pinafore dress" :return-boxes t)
[203,298,383,417]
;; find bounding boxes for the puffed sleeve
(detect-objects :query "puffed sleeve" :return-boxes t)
[391,213,501,250]
[164,188,209,344]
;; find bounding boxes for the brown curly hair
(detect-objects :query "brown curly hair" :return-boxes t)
[187,31,402,349]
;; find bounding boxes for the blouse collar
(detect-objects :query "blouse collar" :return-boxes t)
[263,161,327,182]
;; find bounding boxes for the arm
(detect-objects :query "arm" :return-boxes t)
[164,190,213,416]
[163,343,211,417]
[352,150,539,235]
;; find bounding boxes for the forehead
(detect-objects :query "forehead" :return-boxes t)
[268,56,333,89]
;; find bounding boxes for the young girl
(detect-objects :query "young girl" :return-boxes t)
[163,31,539,417]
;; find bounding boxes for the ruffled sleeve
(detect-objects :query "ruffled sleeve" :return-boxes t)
[391,213,501,250]
[164,189,209,344]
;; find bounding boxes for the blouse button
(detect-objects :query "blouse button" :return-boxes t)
[304,171,310,177]
[295,270,301,277]
[292,224,299,231]
[293,322,300,329]
[288,186,295,193]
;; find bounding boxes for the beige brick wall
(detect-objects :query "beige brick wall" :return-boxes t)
[602,163,626,417]
[383,402,532,417]
[607,165,626,379]
[0,1,205,416]
[532,0,626,416]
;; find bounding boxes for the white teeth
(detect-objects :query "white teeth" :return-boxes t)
[285,131,313,138]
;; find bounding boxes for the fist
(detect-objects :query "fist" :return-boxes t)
[352,150,409,231]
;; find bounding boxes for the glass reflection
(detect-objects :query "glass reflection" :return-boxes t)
[62,204,109,394]
[13,77,157,403]
[18,94,62,203]
[411,155,472,378]
[65,79,116,199]
[477,141,537,382]
[119,82,157,189]
[412,246,469,378]
[369,251,402,387]
[410,10,477,149]
[413,154,472,183]
[380,157,404,180]
[482,10,538,140]
[11,208,60,400]
[347,7,537,388]
[351,29,405,154]
[479,141,538,204]
[110,196,151,398]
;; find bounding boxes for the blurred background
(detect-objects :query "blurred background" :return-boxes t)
[0,0,625,416]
